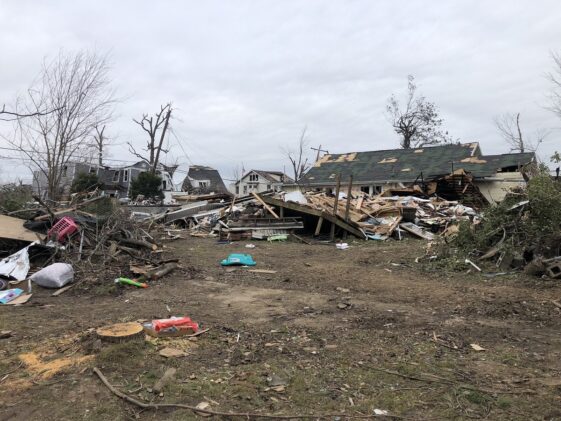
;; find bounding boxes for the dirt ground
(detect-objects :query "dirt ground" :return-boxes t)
[1,237,561,420]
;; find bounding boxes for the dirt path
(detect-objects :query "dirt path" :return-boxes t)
[1,238,561,420]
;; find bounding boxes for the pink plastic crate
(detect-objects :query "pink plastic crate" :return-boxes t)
[48,216,78,242]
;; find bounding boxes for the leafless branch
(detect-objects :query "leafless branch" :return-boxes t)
[5,50,115,201]
[131,103,173,173]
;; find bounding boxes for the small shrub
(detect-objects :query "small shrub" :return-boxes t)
[0,183,33,212]
[71,172,102,193]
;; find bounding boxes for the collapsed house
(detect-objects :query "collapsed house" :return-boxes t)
[287,142,535,205]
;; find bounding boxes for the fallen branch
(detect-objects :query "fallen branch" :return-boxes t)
[368,367,535,395]
[93,367,404,419]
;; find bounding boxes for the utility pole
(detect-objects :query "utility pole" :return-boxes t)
[311,145,329,162]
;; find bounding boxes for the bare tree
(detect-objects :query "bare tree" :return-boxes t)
[6,51,114,201]
[129,103,172,174]
[283,127,311,181]
[387,75,452,149]
[547,52,561,120]
[494,112,547,153]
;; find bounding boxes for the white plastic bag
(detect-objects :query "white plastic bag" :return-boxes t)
[30,263,74,288]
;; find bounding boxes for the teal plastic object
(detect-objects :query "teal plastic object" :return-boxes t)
[220,253,256,266]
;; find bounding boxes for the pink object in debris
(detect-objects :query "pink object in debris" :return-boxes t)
[48,216,78,242]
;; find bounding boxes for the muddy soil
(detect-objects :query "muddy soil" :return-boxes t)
[1,238,561,420]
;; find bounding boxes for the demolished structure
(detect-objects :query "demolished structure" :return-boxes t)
[288,142,535,205]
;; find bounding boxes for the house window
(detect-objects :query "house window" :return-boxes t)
[199,181,208,188]
[360,186,369,194]
[162,180,167,190]
[249,174,258,182]
[123,170,129,182]
[267,184,271,190]
[243,185,248,194]
[113,171,120,182]
[62,166,68,177]
[373,185,382,194]
[235,186,239,194]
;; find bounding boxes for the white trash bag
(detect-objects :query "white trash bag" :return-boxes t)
[30,263,74,288]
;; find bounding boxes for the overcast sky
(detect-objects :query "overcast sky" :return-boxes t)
[1,0,560,184]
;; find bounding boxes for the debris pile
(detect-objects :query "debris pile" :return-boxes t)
[299,191,478,240]
[0,194,181,303]
[441,174,561,278]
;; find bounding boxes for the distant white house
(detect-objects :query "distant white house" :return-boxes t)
[234,170,293,196]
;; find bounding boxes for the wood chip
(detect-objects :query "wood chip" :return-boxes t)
[470,343,486,352]
[159,347,187,358]
[195,401,212,417]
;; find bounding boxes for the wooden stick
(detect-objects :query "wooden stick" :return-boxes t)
[314,216,324,236]
[343,175,353,240]
[330,173,341,242]
[252,192,280,219]
[93,367,403,419]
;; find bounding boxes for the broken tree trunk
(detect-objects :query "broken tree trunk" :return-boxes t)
[146,262,178,280]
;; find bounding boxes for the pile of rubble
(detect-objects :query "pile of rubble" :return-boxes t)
[0,194,180,303]
[154,188,480,242]
[299,191,478,240]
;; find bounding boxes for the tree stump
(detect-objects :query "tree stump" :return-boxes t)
[96,322,144,343]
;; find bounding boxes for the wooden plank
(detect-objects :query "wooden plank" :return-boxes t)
[355,194,364,210]
[252,192,280,219]
[0,215,40,242]
[248,269,277,274]
[314,217,324,236]
[51,284,75,296]
[330,173,341,241]
[399,222,435,240]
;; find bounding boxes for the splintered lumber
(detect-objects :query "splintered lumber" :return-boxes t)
[252,192,280,219]
[400,222,435,240]
[96,322,144,343]
[355,194,364,210]
[260,195,365,239]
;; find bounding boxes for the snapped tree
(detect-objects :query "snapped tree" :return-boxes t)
[7,50,114,201]
[283,127,311,181]
[493,112,547,153]
[387,75,452,149]
[128,103,173,174]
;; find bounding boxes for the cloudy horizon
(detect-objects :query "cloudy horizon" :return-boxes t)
[1,0,560,184]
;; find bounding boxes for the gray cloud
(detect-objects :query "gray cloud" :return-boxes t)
[1,0,560,183]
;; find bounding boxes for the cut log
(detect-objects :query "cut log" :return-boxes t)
[96,322,144,343]
[146,262,178,280]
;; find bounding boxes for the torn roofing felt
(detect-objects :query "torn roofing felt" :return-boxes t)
[299,142,535,185]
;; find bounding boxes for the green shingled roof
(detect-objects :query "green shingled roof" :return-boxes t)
[299,143,534,185]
